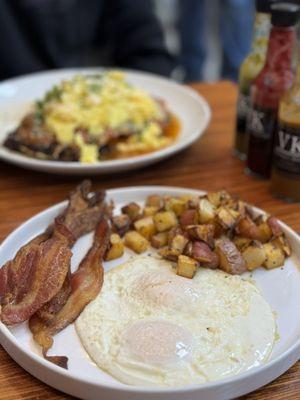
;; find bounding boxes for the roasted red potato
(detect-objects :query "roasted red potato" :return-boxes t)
[186,224,214,248]
[236,216,262,241]
[180,209,198,228]
[121,202,141,221]
[105,234,124,261]
[176,255,198,279]
[215,238,247,274]
[185,241,219,269]
[241,240,266,271]
[151,232,169,248]
[112,214,131,236]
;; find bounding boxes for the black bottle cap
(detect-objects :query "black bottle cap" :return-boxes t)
[271,2,300,26]
[256,0,277,13]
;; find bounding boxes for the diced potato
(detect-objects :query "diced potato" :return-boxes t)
[124,231,149,254]
[235,200,246,217]
[185,241,219,268]
[143,206,160,216]
[207,192,222,207]
[154,211,177,232]
[272,235,291,257]
[263,242,285,269]
[186,224,214,248]
[170,234,189,253]
[267,217,283,237]
[151,232,169,248]
[233,236,251,251]
[165,197,187,216]
[105,234,124,261]
[198,198,216,223]
[134,216,156,240]
[241,240,266,271]
[236,216,262,241]
[146,194,163,208]
[121,202,141,221]
[176,255,198,279]
[257,220,272,243]
[216,207,236,229]
[180,209,198,228]
[112,214,131,236]
[159,247,180,262]
[187,197,199,209]
[215,238,247,275]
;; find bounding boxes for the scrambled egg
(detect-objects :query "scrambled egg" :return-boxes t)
[39,71,170,163]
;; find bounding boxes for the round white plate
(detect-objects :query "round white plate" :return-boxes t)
[0,69,210,175]
[0,186,299,400]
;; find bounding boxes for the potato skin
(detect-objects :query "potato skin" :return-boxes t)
[185,241,219,269]
[215,238,247,275]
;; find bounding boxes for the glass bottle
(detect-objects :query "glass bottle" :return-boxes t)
[246,2,299,178]
[234,0,274,159]
[271,47,300,201]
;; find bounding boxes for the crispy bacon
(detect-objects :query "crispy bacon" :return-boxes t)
[1,237,72,325]
[0,180,107,326]
[29,216,110,368]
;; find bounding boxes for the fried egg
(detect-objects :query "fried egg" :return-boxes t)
[75,256,276,387]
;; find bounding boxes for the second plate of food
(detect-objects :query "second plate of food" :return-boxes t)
[0,69,210,175]
[0,185,299,400]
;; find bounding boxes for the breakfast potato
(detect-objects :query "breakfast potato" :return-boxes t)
[159,247,180,262]
[105,234,124,261]
[154,211,177,232]
[263,242,285,269]
[207,191,222,207]
[185,241,219,269]
[176,255,198,279]
[134,216,156,240]
[256,218,272,243]
[272,235,291,257]
[241,240,266,271]
[121,202,141,221]
[124,231,149,254]
[146,194,163,208]
[179,209,198,228]
[236,216,262,241]
[216,207,237,230]
[267,216,283,237]
[165,197,187,216]
[151,232,169,248]
[215,238,247,275]
[186,224,214,248]
[143,206,160,216]
[233,236,252,251]
[170,234,189,253]
[198,198,216,223]
[112,214,131,236]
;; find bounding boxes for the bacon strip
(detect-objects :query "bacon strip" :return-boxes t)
[29,217,110,368]
[0,180,107,326]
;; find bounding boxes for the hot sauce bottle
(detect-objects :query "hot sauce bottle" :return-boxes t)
[234,0,274,159]
[246,2,299,178]
[271,48,300,201]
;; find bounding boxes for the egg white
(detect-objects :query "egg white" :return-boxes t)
[75,256,276,387]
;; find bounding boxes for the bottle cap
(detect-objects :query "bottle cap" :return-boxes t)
[256,0,277,13]
[271,2,300,26]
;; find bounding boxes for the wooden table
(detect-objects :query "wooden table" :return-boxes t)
[0,81,299,400]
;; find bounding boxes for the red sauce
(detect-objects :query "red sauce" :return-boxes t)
[246,24,296,178]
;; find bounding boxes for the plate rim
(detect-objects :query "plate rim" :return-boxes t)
[0,185,299,397]
[0,68,211,172]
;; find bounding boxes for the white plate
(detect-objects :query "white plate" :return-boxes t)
[0,186,299,400]
[0,69,210,175]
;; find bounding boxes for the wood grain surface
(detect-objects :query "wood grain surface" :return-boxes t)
[0,81,299,400]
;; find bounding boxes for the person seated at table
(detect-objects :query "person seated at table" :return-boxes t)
[0,0,175,80]
[178,0,255,82]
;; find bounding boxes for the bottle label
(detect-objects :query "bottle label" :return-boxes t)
[237,92,250,119]
[273,126,300,174]
[247,106,277,139]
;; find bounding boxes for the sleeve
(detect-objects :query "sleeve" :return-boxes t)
[101,0,176,77]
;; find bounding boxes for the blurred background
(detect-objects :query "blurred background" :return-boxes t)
[1,0,255,83]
